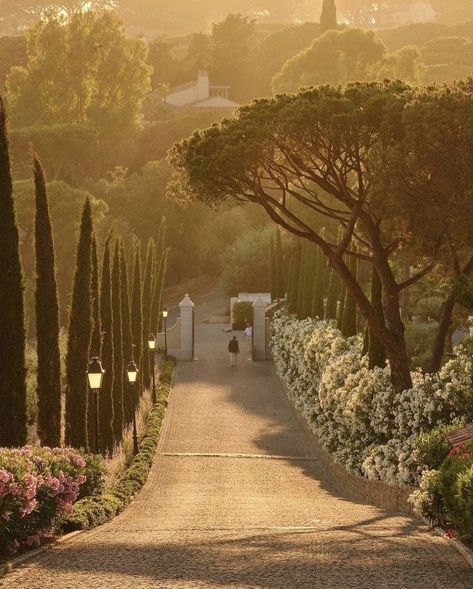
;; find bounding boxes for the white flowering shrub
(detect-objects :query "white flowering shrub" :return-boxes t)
[408,469,443,523]
[272,311,473,487]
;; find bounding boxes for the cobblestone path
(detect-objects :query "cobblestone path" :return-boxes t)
[2,315,473,588]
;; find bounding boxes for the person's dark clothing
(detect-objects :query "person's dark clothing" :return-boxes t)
[228,339,240,353]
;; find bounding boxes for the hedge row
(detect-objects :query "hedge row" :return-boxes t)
[61,357,175,531]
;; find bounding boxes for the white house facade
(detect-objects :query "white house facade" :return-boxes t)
[165,70,239,109]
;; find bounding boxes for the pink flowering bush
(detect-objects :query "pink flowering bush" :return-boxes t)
[0,446,87,554]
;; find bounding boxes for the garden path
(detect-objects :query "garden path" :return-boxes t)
[2,305,473,588]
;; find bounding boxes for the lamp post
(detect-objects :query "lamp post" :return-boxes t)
[148,333,156,404]
[126,360,139,456]
[87,357,104,454]
[162,306,168,357]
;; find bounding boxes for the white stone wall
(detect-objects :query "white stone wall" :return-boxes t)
[252,297,267,361]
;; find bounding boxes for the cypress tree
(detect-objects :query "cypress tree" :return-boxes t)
[312,247,325,319]
[302,245,315,319]
[341,253,358,337]
[288,242,301,315]
[335,227,345,328]
[119,241,133,425]
[368,268,387,368]
[297,241,308,319]
[142,239,156,389]
[131,242,143,402]
[156,217,167,260]
[99,233,114,454]
[34,155,61,448]
[88,232,101,449]
[270,234,276,300]
[285,245,294,310]
[325,267,338,321]
[150,247,170,336]
[320,0,337,33]
[275,229,285,299]
[65,198,93,449]
[111,241,124,441]
[90,233,101,357]
[0,99,27,447]
[131,242,143,408]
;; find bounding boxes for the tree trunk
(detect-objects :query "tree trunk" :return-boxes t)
[368,268,386,369]
[330,251,412,393]
[384,335,413,394]
[430,293,456,373]
[400,252,412,321]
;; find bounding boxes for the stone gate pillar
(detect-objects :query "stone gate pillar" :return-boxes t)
[252,296,267,361]
[180,294,195,361]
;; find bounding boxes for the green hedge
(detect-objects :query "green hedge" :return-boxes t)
[62,357,176,532]
[415,425,458,470]
[233,301,253,327]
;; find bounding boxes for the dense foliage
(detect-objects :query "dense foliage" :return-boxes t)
[220,227,273,295]
[0,446,87,554]
[233,302,254,327]
[272,311,473,485]
[6,12,151,153]
[410,441,473,538]
[273,28,385,93]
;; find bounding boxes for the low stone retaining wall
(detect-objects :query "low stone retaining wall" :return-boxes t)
[281,379,416,517]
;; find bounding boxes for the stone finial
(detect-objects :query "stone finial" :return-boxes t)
[179,293,195,308]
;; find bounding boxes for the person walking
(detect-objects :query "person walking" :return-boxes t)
[244,323,253,353]
[228,335,240,367]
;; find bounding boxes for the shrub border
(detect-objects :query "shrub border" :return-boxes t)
[61,356,176,532]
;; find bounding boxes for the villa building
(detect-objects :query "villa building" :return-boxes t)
[164,70,239,109]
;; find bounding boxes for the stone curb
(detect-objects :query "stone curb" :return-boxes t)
[0,530,83,577]
[432,527,473,570]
